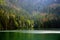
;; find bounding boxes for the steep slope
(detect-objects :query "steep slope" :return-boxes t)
[5,0,60,13]
[0,2,31,30]
[41,4,60,15]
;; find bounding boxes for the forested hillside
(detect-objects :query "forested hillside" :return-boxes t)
[0,0,60,30]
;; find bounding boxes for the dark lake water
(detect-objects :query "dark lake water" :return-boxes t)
[0,31,60,40]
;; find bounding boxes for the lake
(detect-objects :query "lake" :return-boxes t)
[0,30,60,40]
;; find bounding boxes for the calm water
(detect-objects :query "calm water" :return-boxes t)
[0,32,60,40]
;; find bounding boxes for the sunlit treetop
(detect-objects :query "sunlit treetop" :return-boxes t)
[0,0,7,5]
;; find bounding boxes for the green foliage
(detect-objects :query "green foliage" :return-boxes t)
[0,4,60,30]
[0,5,34,30]
[0,0,7,5]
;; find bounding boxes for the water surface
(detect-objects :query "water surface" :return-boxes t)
[0,32,60,40]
